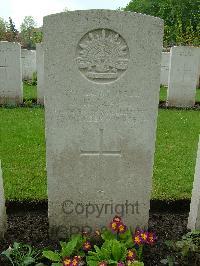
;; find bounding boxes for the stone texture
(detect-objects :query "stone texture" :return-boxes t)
[167,46,200,107]
[21,49,36,80]
[0,161,7,238]
[188,136,200,230]
[0,41,23,105]
[160,52,170,86]
[36,43,44,104]
[44,10,163,237]
[196,54,200,88]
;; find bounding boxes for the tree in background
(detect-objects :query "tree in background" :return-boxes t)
[5,17,19,42]
[0,17,8,41]
[20,16,42,49]
[124,0,200,47]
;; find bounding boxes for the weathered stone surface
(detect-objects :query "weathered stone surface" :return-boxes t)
[0,41,23,105]
[21,49,36,80]
[160,52,170,86]
[36,43,44,104]
[167,46,200,107]
[188,136,200,230]
[196,54,200,88]
[44,10,163,237]
[0,161,7,238]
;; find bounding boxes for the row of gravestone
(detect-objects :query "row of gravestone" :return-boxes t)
[0,10,200,239]
[0,42,41,105]
[161,50,200,88]
[161,47,200,107]
[0,44,200,107]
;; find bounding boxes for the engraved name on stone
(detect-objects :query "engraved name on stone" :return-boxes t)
[76,28,130,83]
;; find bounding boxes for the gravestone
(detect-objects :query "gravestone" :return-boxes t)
[0,161,7,238]
[160,52,170,86]
[21,49,36,80]
[36,43,44,104]
[0,41,23,105]
[44,10,163,237]
[167,46,200,107]
[196,54,200,88]
[188,136,200,230]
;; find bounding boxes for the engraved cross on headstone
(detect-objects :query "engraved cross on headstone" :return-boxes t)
[80,128,121,158]
[80,128,121,179]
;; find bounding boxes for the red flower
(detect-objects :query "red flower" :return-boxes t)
[133,229,157,245]
[98,261,108,266]
[117,262,125,266]
[83,240,92,251]
[147,232,157,245]
[140,231,148,243]
[113,216,122,223]
[118,222,127,234]
[110,216,127,234]
[126,249,136,261]
[133,233,143,245]
[63,256,81,266]
[63,257,71,266]
[110,221,118,232]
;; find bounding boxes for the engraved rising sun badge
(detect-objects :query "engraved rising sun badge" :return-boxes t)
[76,29,130,83]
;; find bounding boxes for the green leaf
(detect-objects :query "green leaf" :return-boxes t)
[1,249,12,257]
[60,235,81,258]
[51,263,62,266]
[111,240,123,261]
[128,261,144,266]
[23,256,35,265]
[94,245,101,253]
[107,259,118,264]
[131,261,144,266]
[101,229,116,241]
[13,242,20,250]
[87,260,98,266]
[100,248,112,260]
[42,251,61,262]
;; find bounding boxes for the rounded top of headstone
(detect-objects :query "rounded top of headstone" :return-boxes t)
[43,9,163,25]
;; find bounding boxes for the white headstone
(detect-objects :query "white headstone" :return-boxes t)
[0,41,23,105]
[196,56,200,88]
[36,43,44,104]
[44,10,163,237]
[167,46,200,107]
[21,49,36,80]
[0,161,7,238]
[160,52,170,86]
[188,136,200,230]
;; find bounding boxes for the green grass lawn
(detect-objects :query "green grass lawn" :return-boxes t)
[160,86,200,102]
[0,107,46,200]
[22,82,200,103]
[153,109,200,200]
[0,106,200,200]
[23,83,37,102]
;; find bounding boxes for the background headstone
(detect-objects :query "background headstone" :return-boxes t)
[188,136,200,230]
[36,43,44,104]
[0,41,23,105]
[167,46,199,107]
[44,10,163,237]
[0,161,7,238]
[21,49,36,80]
[160,52,170,86]
[196,54,200,88]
